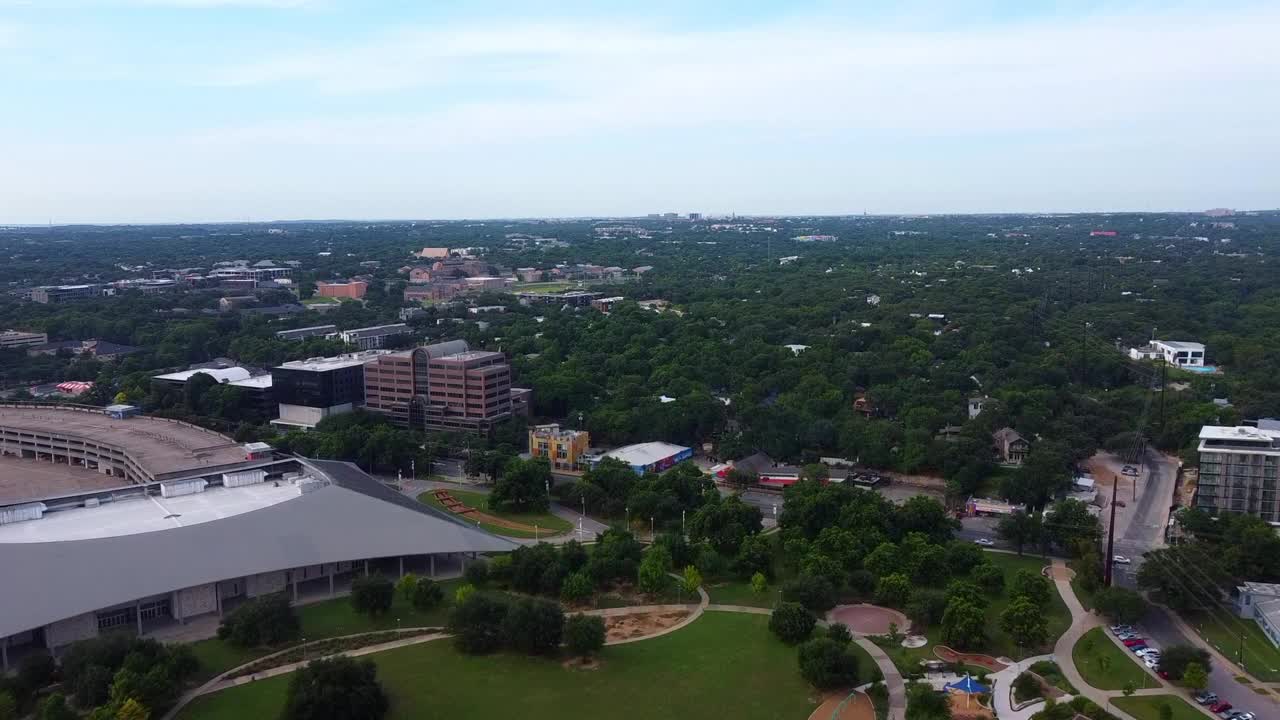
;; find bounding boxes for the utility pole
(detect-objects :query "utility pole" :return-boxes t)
[1104,470,1120,587]
[1159,360,1168,436]
[1080,321,1090,383]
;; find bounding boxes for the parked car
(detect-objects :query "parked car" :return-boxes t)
[1123,638,1146,647]
[1129,644,1149,653]
[974,538,995,547]
[1143,656,1159,668]
[1123,465,1139,476]
[1209,702,1232,715]
[1136,649,1160,658]
[1110,625,1134,633]
[1194,692,1218,705]
[1229,712,1255,720]
[1113,555,1132,564]
[1157,670,1170,679]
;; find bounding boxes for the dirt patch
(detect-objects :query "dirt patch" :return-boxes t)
[1044,565,1075,581]
[604,610,691,642]
[934,646,1008,672]
[947,691,995,720]
[431,489,538,533]
[828,604,910,635]
[808,691,875,720]
[562,656,601,671]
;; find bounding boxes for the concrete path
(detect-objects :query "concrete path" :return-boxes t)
[855,637,907,720]
[988,654,1062,720]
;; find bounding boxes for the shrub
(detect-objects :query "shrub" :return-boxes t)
[560,571,594,604]
[464,559,490,587]
[448,591,511,654]
[906,588,948,626]
[350,574,395,617]
[488,554,513,585]
[1157,645,1211,679]
[502,596,565,656]
[696,544,729,578]
[455,583,476,605]
[411,577,445,611]
[826,623,853,647]
[654,532,696,569]
[395,573,419,604]
[37,693,75,720]
[750,571,768,594]
[1092,587,1148,624]
[681,565,703,595]
[874,573,912,608]
[798,638,860,690]
[73,665,114,708]
[281,656,388,720]
[638,546,672,594]
[564,614,606,658]
[216,593,300,647]
[770,602,816,645]
[783,574,838,612]
[1012,672,1042,703]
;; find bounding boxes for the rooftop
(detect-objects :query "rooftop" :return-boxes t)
[229,374,273,390]
[277,352,386,372]
[153,366,250,384]
[0,405,252,481]
[602,441,691,467]
[1156,340,1205,350]
[341,323,409,338]
[1199,425,1280,442]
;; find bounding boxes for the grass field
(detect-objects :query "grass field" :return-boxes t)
[705,580,779,608]
[418,489,572,539]
[980,552,1072,659]
[513,281,578,294]
[1184,608,1280,682]
[1112,695,1205,720]
[1071,627,1152,691]
[180,612,825,720]
[189,580,461,681]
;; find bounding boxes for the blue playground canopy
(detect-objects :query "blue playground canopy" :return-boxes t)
[945,676,989,694]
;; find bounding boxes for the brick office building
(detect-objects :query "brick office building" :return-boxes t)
[362,340,468,428]
[423,351,513,433]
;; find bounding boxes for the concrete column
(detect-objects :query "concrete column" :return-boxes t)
[215,587,223,616]
[399,556,404,578]
[292,571,298,602]
[2,636,8,673]
[329,572,335,596]
[364,560,369,577]
[430,554,436,578]
[135,600,142,635]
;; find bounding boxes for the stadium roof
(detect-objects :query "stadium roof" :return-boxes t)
[153,367,251,384]
[602,441,691,467]
[0,459,516,639]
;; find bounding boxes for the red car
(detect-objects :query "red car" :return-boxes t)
[1210,702,1232,714]
[1123,638,1146,647]
[1157,670,1170,679]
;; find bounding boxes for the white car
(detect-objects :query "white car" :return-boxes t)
[974,538,995,547]
[1113,555,1131,564]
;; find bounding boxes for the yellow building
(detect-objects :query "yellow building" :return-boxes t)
[528,424,590,472]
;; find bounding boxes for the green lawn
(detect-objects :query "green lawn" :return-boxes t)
[180,611,821,720]
[1071,627,1152,691]
[513,281,577,294]
[189,580,461,681]
[1184,608,1280,682]
[706,580,780,608]
[418,490,572,539]
[1112,695,1206,720]
[980,552,1072,658]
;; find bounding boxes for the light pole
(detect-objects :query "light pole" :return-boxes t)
[625,505,629,530]
[682,509,686,536]
[650,516,654,540]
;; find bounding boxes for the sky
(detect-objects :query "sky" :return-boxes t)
[0,0,1277,223]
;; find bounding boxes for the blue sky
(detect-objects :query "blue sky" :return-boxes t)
[0,0,1276,223]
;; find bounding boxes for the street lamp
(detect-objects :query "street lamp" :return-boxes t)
[650,516,654,539]
[682,509,686,536]
[625,505,629,529]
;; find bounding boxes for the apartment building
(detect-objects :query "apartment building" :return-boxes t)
[0,330,48,349]
[331,324,410,350]
[315,281,368,300]
[30,285,100,304]
[423,351,512,433]
[276,325,337,342]
[529,424,590,472]
[1196,425,1280,524]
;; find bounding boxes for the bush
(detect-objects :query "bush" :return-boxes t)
[972,563,1004,594]
[798,638,860,690]
[37,693,75,720]
[395,573,419,604]
[511,543,566,595]
[560,570,594,604]
[638,546,672,594]
[350,574,395,617]
[1156,645,1211,679]
[783,573,838,612]
[654,532,696,569]
[449,591,511,654]
[502,596,565,656]
[1092,587,1147,624]
[750,571,768,594]
[770,602,817,645]
[18,652,57,691]
[681,565,703,595]
[696,544,729,578]
[464,559,491,587]
[488,554,513,585]
[827,623,853,647]
[411,577,445,611]
[848,569,876,595]
[281,656,388,720]
[906,588,948,626]
[564,614,606,658]
[0,693,15,720]
[73,665,114,708]
[1013,672,1042,703]
[215,593,300,647]
[874,573,912,607]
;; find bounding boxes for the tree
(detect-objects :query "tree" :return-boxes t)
[465,559,490,587]
[997,511,1042,555]
[216,592,299,647]
[999,597,1048,650]
[74,665,115,708]
[875,573,912,608]
[865,543,902,579]
[944,541,988,576]
[751,571,768,594]
[1156,645,1211,679]
[1044,499,1101,552]
[350,574,394,617]
[490,457,552,512]
[1181,662,1208,693]
[688,495,763,556]
[798,638,860,690]
[560,571,593,604]
[0,693,15,720]
[734,534,775,580]
[681,565,703,596]
[906,588,949,626]
[783,574,838,612]
[905,681,952,720]
[564,614,606,658]
[770,602,817,645]
[115,699,150,720]
[280,656,388,720]
[38,693,76,720]
[448,591,510,654]
[1122,681,1136,699]
[411,577,445,611]
[639,546,672,594]
[971,564,1004,594]
[898,496,959,545]
[1092,586,1148,624]
[502,596,565,656]
[1009,569,1052,607]
[827,623,853,647]
[940,599,986,649]
[395,573,419,604]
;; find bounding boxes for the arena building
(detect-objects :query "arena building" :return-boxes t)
[0,405,515,669]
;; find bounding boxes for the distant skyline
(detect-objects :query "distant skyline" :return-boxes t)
[1,0,1277,224]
